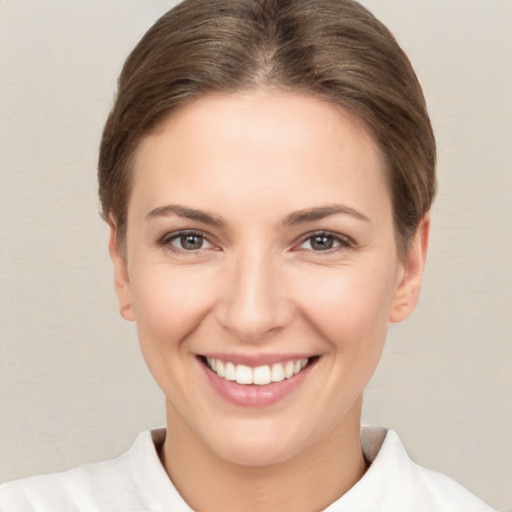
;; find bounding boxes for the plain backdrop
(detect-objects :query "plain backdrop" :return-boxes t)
[1,1,511,510]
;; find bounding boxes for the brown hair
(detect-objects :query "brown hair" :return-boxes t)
[98,0,436,254]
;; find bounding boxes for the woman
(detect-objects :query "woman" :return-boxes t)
[0,0,497,510]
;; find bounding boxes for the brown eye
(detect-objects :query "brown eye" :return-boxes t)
[161,230,214,252]
[296,231,352,253]
[310,235,335,251]
[179,234,204,250]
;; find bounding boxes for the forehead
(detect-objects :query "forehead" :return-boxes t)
[130,90,390,221]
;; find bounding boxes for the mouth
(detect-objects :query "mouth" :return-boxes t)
[202,356,314,385]
[197,354,319,407]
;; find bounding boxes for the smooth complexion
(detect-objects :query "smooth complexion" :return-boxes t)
[109,90,429,512]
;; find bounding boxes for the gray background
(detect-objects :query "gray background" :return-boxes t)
[1,1,511,510]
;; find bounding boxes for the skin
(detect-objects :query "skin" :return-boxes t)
[109,90,429,512]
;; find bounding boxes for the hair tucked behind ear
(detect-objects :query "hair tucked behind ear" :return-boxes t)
[98,0,435,254]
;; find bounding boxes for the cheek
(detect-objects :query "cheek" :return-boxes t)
[129,265,215,349]
[292,262,397,349]
[127,265,219,397]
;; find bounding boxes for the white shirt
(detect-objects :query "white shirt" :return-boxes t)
[0,426,496,511]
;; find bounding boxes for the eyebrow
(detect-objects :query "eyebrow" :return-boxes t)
[283,204,370,226]
[146,203,369,227]
[146,205,225,226]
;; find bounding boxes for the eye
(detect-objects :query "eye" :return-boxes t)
[297,231,352,252]
[160,230,214,252]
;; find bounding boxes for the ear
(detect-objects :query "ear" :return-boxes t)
[108,224,135,322]
[389,214,430,323]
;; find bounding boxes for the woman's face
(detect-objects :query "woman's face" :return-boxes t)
[111,90,426,467]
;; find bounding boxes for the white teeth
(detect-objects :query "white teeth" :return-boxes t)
[206,357,310,386]
[253,365,271,385]
[270,363,285,382]
[235,365,253,385]
[225,362,236,381]
[284,361,294,379]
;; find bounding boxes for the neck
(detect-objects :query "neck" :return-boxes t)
[160,398,367,512]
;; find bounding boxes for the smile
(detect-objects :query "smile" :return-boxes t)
[205,357,310,386]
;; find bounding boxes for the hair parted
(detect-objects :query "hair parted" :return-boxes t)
[98,0,436,254]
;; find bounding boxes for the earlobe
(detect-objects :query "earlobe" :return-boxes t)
[389,214,430,323]
[108,224,136,322]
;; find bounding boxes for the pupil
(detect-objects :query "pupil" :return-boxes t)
[182,234,202,250]
[312,235,333,250]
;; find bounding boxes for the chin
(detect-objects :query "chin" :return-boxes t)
[208,436,301,468]
[198,416,317,468]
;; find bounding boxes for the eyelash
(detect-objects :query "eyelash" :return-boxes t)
[157,229,354,254]
[295,231,354,254]
[158,230,215,253]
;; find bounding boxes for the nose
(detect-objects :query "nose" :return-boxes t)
[214,248,294,343]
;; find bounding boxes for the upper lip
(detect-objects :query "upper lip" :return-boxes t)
[199,353,316,367]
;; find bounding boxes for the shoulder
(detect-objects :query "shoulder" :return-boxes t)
[0,429,190,512]
[327,426,496,512]
[1,459,122,512]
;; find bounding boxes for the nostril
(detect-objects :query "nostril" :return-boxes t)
[215,296,295,342]
[213,256,295,341]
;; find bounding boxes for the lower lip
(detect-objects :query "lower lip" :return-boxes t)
[201,360,315,408]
